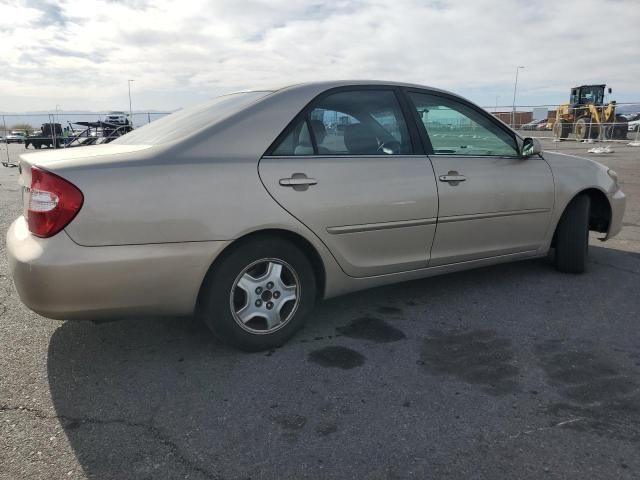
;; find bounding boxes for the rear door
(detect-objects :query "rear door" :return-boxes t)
[259,88,439,277]
[404,89,554,266]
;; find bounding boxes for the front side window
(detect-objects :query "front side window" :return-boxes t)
[570,89,579,104]
[271,90,413,156]
[408,92,518,157]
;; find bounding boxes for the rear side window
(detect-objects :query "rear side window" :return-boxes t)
[271,119,314,156]
[270,89,413,156]
[408,91,518,157]
[113,91,271,145]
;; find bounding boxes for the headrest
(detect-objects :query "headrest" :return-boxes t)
[344,123,378,155]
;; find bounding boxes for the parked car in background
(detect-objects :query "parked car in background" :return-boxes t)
[522,119,548,131]
[521,120,539,130]
[104,111,130,126]
[536,120,553,131]
[626,113,640,132]
[7,81,626,351]
[5,131,26,144]
[622,113,640,122]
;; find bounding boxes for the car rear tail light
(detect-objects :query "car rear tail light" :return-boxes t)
[27,166,84,238]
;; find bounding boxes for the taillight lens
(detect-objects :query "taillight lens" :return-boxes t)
[27,166,84,238]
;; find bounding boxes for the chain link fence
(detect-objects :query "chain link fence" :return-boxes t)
[483,101,640,152]
[1,111,171,165]
[2,101,640,167]
[1,111,169,134]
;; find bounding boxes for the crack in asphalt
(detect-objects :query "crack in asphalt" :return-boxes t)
[0,404,222,480]
[507,417,584,440]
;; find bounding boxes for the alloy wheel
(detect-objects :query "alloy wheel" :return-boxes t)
[229,258,300,334]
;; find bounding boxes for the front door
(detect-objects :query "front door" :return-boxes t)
[259,88,439,277]
[405,90,554,266]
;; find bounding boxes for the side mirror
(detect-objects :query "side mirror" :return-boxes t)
[608,87,612,94]
[521,137,542,158]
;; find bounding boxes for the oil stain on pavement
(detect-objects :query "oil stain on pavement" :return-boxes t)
[273,414,308,443]
[536,340,640,442]
[273,414,307,430]
[315,421,338,436]
[419,329,520,395]
[308,346,366,369]
[336,316,406,343]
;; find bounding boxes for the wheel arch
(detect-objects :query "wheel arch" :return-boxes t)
[551,187,611,245]
[197,228,327,307]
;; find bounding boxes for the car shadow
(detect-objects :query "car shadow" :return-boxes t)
[47,245,640,479]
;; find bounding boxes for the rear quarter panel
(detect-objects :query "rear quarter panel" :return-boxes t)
[44,85,328,246]
[30,86,352,298]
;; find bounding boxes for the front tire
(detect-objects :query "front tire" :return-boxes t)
[574,117,598,141]
[197,236,317,351]
[553,120,570,139]
[554,194,590,274]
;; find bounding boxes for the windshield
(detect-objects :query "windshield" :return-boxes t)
[113,91,271,145]
[579,86,604,105]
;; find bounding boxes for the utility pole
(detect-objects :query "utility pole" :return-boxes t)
[128,79,134,127]
[53,106,61,148]
[511,66,525,128]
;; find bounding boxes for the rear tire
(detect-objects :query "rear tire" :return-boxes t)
[613,115,628,140]
[197,236,317,351]
[554,194,590,274]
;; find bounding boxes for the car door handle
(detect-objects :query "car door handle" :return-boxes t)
[439,175,466,182]
[279,173,317,191]
[439,171,466,184]
[279,177,318,186]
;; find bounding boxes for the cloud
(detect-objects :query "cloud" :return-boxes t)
[41,46,107,62]
[24,0,71,26]
[0,0,639,111]
[104,0,152,9]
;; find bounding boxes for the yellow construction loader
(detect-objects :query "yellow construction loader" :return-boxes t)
[553,84,628,140]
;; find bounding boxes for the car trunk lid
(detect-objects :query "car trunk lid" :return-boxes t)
[18,144,151,168]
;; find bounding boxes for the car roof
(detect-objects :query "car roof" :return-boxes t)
[224,80,457,100]
[265,79,457,96]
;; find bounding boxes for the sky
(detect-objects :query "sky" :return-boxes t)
[1,0,639,113]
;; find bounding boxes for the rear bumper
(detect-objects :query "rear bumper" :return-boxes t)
[606,188,626,240]
[6,216,229,320]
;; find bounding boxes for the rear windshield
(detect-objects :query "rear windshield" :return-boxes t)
[113,91,271,145]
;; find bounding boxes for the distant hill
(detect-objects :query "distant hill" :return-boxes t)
[615,104,640,115]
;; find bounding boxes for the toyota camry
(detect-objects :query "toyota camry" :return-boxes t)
[6,81,626,350]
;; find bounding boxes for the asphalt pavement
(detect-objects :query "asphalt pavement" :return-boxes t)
[1,138,639,479]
